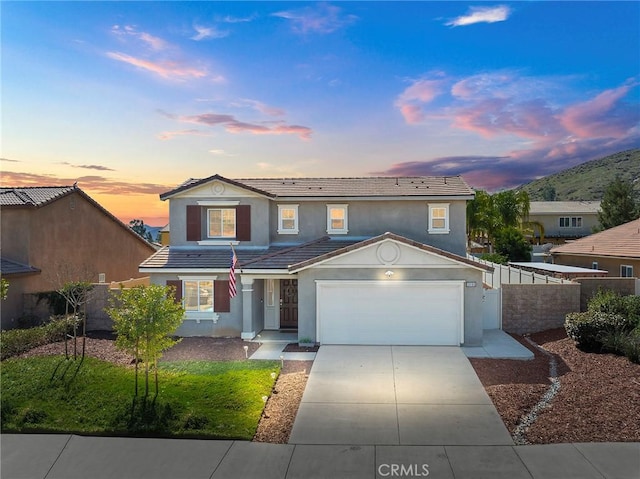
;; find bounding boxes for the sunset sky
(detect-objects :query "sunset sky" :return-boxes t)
[2,1,639,226]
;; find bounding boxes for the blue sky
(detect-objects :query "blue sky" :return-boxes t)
[2,1,639,224]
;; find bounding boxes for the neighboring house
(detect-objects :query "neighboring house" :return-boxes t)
[528,201,601,243]
[0,186,158,328]
[140,174,492,346]
[550,219,640,277]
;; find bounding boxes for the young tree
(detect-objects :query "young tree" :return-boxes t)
[129,219,154,242]
[107,285,184,397]
[597,177,639,230]
[58,281,94,359]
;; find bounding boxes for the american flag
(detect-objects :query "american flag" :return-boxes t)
[229,248,238,299]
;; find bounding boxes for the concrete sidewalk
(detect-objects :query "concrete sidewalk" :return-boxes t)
[2,434,638,479]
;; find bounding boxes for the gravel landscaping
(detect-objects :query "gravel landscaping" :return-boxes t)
[470,328,640,444]
[13,330,640,444]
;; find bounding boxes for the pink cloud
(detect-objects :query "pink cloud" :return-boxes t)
[166,111,312,140]
[157,129,212,141]
[560,80,639,138]
[452,98,562,140]
[111,25,168,51]
[395,78,444,124]
[273,3,357,34]
[106,52,214,81]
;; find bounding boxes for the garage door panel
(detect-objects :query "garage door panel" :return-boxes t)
[317,281,462,346]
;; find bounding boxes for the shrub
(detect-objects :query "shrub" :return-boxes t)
[588,290,640,327]
[565,311,628,350]
[479,252,508,265]
[0,316,78,360]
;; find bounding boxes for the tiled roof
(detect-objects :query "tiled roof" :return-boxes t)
[288,232,493,272]
[141,234,492,273]
[0,186,76,207]
[139,238,362,270]
[0,257,41,276]
[529,201,601,215]
[551,219,640,259]
[160,174,474,200]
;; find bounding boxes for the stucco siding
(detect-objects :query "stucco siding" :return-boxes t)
[169,196,270,247]
[553,254,640,277]
[149,273,243,337]
[269,199,468,255]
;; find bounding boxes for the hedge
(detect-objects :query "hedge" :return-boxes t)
[0,316,78,361]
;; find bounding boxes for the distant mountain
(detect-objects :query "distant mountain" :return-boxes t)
[520,149,640,201]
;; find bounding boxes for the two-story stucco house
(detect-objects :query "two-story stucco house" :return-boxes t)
[140,175,491,346]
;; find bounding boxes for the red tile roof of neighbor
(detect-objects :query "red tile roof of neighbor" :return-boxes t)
[551,219,640,259]
[160,174,475,200]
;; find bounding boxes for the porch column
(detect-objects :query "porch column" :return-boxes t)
[240,276,255,340]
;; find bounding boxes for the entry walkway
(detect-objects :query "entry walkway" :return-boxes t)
[289,345,513,445]
[2,434,638,479]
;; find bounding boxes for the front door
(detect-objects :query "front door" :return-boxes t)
[280,279,298,329]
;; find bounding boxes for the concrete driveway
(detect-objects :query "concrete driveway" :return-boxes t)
[289,345,514,446]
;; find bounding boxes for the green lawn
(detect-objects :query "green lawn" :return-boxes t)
[1,356,280,439]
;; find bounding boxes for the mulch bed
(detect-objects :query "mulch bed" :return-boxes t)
[470,328,640,444]
[160,337,261,362]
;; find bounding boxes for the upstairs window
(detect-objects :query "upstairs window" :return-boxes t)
[278,204,299,234]
[208,208,236,238]
[327,205,348,234]
[559,216,582,228]
[428,203,450,234]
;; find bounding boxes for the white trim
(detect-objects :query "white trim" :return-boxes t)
[197,240,240,246]
[264,195,475,202]
[428,203,450,234]
[178,275,218,280]
[326,204,349,235]
[207,207,237,239]
[197,200,240,206]
[140,268,293,275]
[277,204,299,235]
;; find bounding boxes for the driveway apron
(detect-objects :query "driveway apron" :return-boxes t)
[289,345,513,446]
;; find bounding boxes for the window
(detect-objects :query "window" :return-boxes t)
[559,216,582,228]
[278,204,299,234]
[592,262,599,270]
[621,265,634,278]
[208,208,236,238]
[183,280,214,312]
[428,203,450,234]
[327,205,348,234]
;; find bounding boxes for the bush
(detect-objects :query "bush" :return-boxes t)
[588,290,640,328]
[1,316,78,360]
[565,311,628,350]
[479,252,508,265]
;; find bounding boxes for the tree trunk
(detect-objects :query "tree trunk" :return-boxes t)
[154,357,159,397]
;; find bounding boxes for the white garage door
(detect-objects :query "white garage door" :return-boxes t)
[316,280,463,345]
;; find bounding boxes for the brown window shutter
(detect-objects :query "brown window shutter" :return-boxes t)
[186,205,201,241]
[236,205,251,241]
[166,280,182,304]
[214,280,231,312]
